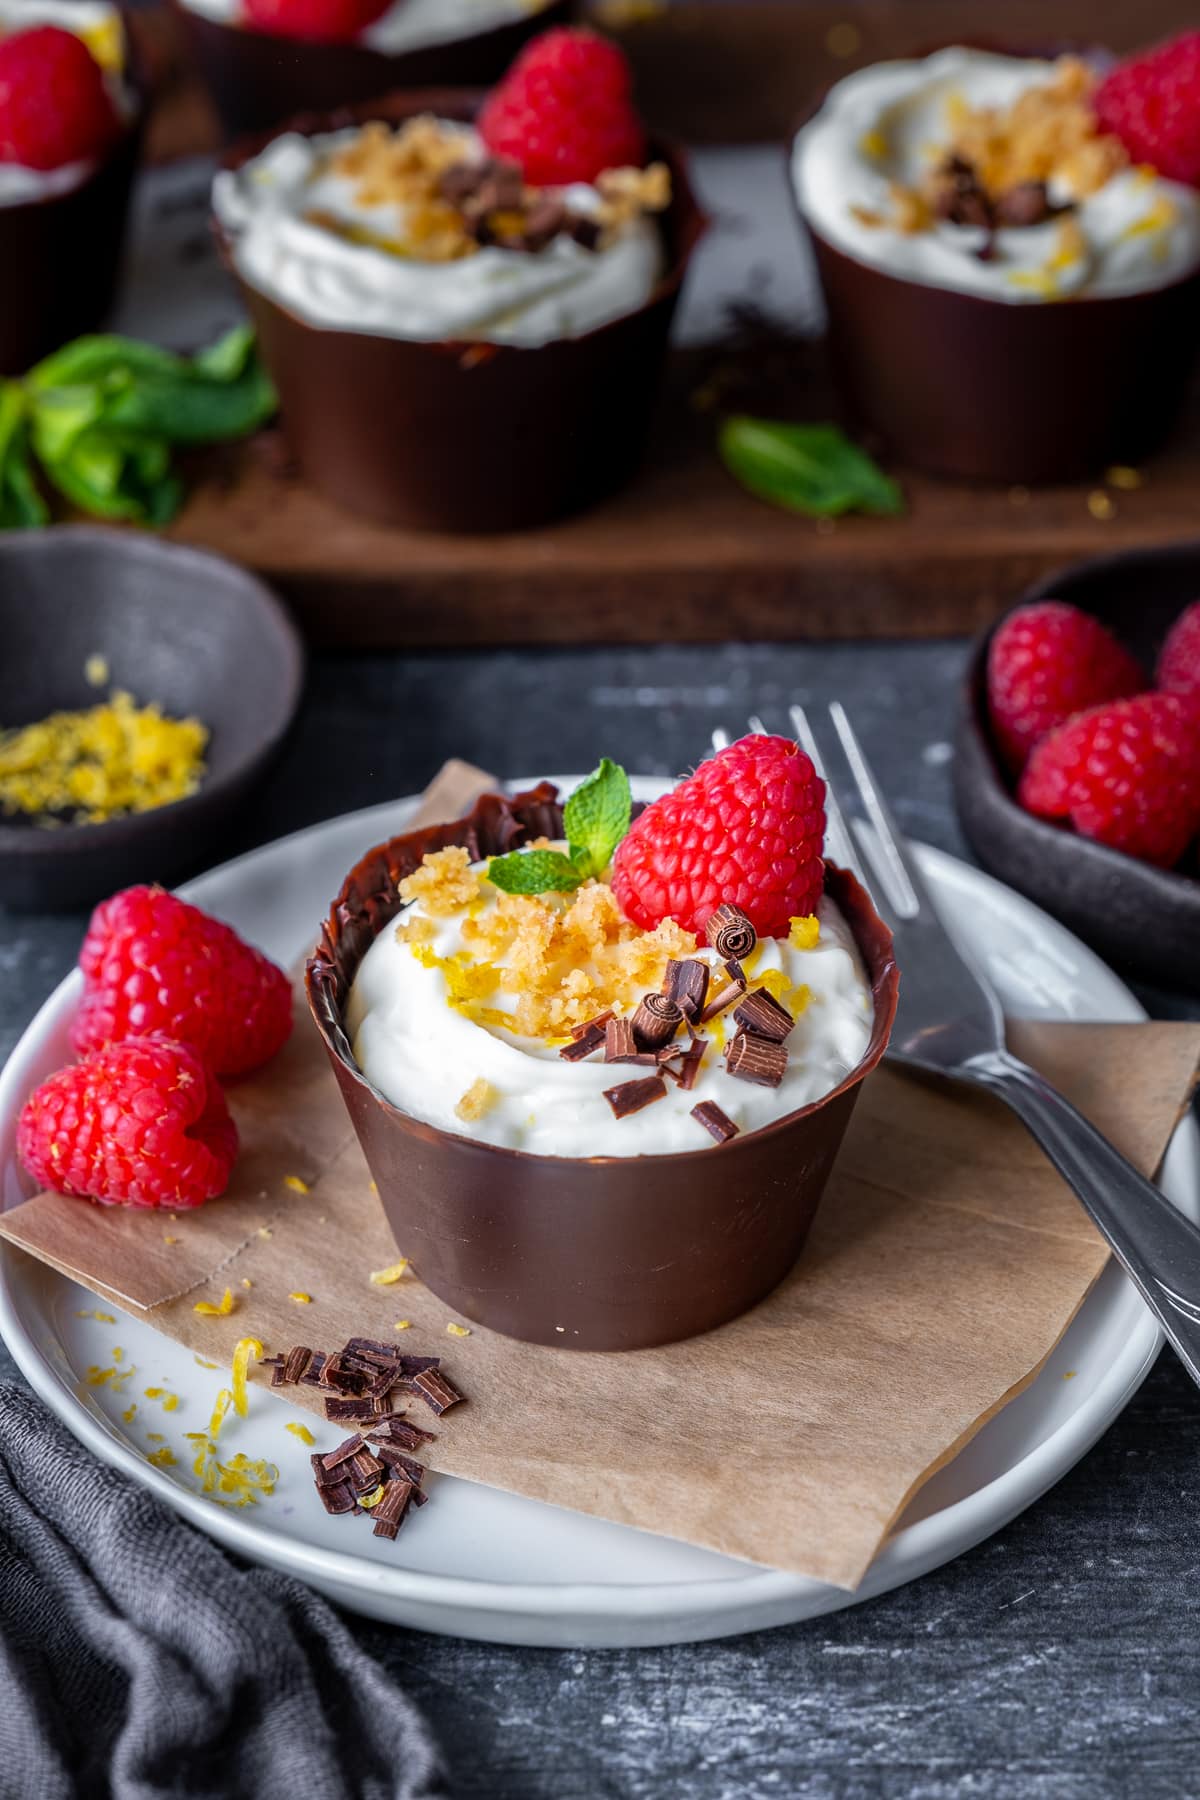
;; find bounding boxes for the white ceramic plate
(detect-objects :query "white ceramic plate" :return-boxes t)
[0,784,1193,1648]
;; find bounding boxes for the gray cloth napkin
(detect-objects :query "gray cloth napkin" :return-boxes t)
[0,1381,448,1800]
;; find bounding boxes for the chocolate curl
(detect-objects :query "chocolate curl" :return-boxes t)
[732,989,795,1044]
[725,1031,789,1089]
[631,992,683,1050]
[706,903,757,963]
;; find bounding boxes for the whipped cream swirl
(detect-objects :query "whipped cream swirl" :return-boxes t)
[792,48,1200,302]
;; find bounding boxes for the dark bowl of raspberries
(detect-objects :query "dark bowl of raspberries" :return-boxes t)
[954,545,1200,993]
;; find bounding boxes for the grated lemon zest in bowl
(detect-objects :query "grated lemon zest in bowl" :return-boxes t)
[147,1446,177,1469]
[231,1337,264,1417]
[370,1259,410,1285]
[0,690,208,825]
[76,1309,116,1323]
[193,1287,235,1318]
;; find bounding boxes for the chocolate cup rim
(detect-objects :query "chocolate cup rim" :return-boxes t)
[214,90,708,353]
[956,544,1200,905]
[305,784,900,1170]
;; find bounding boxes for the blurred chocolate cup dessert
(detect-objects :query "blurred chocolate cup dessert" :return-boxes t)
[213,92,704,532]
[0,3,143,373]
[170,0,572,142]
[307,783,899,1352]
[790,46,1200,484]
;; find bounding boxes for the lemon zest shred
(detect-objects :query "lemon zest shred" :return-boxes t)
[76,1309,116,1323]
[357,1483,388,1509]
[394,1320,413,1331]
[231,1337,264,1417]
[446,1322,471,1338]
[288,1292,313,1305]
[283,1174,309,1193]
[370,1259,410,1285]
[193,1287,235,1317]
[147,1446,177,1469]
[285,1421,315,1446]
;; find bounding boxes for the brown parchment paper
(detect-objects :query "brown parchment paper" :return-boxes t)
[2,761,1198,1590]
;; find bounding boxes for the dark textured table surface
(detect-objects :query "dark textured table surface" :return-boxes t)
[3,640,1198,1800]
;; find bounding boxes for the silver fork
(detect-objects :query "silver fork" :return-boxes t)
[716,708,1200,1389]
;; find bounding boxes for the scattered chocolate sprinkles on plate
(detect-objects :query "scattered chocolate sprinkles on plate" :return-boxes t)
[691,1100,740,1144]
[603,1074,668,1119]
[706,903,757,963]
[264,1333,468,1545]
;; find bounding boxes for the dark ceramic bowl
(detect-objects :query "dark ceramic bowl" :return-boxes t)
[0,75,143,374]
[217,90,704,533]
[0,527,304,914]
[171,0,571,140]
[307,784,900,1352]
[954,542,1200,992]
[789,77,1200,484]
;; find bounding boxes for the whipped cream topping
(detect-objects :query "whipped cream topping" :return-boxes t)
[346,862,874,1160]
[180,0,556,57]
[212,124,665,347]
[0,0,132,204]
[792,48,1200,302]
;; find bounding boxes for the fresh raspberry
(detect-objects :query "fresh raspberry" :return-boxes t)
[72,886,292,1079]
[1095,32,1200,187]
[986,601,1144,773]
[611,735,826,939]
[0,26,120,171]
[18,1038,238,1209]
[478,27,647,187]
[243,0,391,45]
[1018,693,1200,868]
[1157,601,1200,699]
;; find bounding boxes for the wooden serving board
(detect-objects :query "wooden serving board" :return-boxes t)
[136,1,1200,647]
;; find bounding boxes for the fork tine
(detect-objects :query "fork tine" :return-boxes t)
[827,701,927,919]
[787,704,870,890]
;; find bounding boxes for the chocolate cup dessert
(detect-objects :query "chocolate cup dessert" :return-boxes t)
[800,223,1200,485]
[171,0,572,141]
[217,92,704,534]
[307,784,899,1352]
[0,111,142,375]
[954,543,1200,992]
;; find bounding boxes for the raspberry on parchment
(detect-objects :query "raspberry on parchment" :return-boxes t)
[986,601,1144,773]
[72,885,292,1080]
[612,735,827,940]
[18,1038,238,1209]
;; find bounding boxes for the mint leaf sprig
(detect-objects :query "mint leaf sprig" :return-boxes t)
[719,415,904,519]
[0,324,277,530]
[488,759,632,896]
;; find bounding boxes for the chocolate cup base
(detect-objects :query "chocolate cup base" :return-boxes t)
[0,123,141,375]
[307,786,899,1352]
[172,0,572,141]
[804,226,1200,486]
[220,94,704,534]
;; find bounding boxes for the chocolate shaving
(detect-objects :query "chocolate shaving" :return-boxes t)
[394,1356,442,1378]
[559,1023,606,1062]
[706,903,757,963]
[371,1476,416,1538]
[321,1434,365,1472]
[631,992,683,1050]
[664,1036,707,1091]
[604,1016,639,1063]
[315,1478,358,1516]
[692,1100,740,1144]
[570,1010,614,1040]
[413,1369,466,1416]
[699,979,743,1024]
[372,1414,436,1451]
[663,959,710,1022]
[299,1351,327,1387]
[725,1030,789,1088]
[310,1452,344,1488]
[348,1447,386,1492]
[324,1396,383,1424]
[603,1075,668,1119]
[369,1442,426,1485]
[343,1337,403,1365]
[733,989,794,1044]
[282,1345,314,1385]
[723,958,747,988]
[994,179,1069,227]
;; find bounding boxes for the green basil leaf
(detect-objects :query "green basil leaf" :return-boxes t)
[191,323,257,382]
[27,335,186,391]
[103,361,277,444]
[486,849,585,896]
[562,758,632,878]
[0,382,47,529]
[719,416,904,519]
